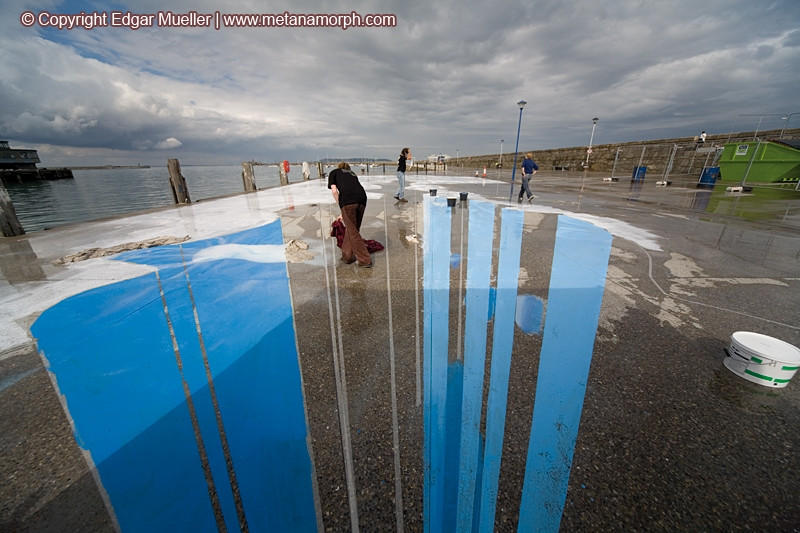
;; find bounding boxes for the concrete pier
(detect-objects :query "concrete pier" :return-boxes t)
[1,171,799,531]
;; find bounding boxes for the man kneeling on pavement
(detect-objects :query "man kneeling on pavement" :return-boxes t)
[328,162,373,268]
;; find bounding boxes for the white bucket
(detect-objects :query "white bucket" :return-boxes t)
[723,331,800,388]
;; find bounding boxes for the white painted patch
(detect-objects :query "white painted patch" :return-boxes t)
[192,244,286,264]
[664,253,704,278]
[0,175,664,354]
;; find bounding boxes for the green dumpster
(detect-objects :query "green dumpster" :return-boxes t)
[717,139,800,184]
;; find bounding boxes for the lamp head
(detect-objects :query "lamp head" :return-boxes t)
[517,100,527,110]
[592,117,599,124]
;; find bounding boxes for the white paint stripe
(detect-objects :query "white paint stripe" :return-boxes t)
[320,205,360,531]
[191,243,285,263]
[382,196,406,533]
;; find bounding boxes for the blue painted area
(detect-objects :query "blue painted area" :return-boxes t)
[33,274,219,531]
[155,268,240,531]
[422,206,609,532]
[518,216,612,532]
[456,200,495,531]
[487,286,497,321]
[515,294,544,335]
[478,208,524,531]
[423,196,452,531]
[31,221,317,532]
[443,361,464,528]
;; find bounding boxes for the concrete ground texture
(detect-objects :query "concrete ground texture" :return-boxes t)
[1,169,799,531]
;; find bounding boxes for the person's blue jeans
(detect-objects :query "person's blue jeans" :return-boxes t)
[395,171,406,199]
[519,173,533,199]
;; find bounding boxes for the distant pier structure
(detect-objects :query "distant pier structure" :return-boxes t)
[0,140,73,184]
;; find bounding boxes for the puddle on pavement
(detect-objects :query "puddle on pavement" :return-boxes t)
[599,176,800,229]
[703,184,800,227]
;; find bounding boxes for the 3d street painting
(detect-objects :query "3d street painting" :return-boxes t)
[423,198,612,532]
[31,198,612,531]
[32,222,318,532]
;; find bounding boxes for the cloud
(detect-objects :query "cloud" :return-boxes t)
[154,137,183,150]
[0,0,798,166]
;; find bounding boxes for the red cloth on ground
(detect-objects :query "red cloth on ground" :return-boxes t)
[331,219,384,253]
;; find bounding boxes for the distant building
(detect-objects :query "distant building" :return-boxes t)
[426,154,451,164]
[0,140,41,170]
[0,140,73,183]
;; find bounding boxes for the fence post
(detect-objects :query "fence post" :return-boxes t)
[167,159,191,204]
[0,180,25,237]
[663,144,679,182]
[242,162,257,192]
[635,146,646,181]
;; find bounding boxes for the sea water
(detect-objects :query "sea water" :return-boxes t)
[4,164,313,232]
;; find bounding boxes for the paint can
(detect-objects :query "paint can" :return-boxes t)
[429,189,437,196]
[446,198,457,207]
[723,331,800,388]
[459,192,468,202]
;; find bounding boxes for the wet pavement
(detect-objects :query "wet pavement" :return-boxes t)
[2,170,800,531]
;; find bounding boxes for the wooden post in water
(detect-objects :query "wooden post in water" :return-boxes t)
[0,180,25,237]
[242,162,257,192]
[317,162,325,179]
[167,159,191,204]
[279,162,289,186]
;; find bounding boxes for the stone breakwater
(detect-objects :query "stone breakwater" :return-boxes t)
[460,128,799,174]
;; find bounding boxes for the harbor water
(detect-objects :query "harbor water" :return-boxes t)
[3,164,323,233]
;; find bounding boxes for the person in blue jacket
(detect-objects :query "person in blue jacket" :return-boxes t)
[518,152,539,203]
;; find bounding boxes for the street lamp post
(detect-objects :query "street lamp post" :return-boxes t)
[752,113,785,139]
[508,101,526,201]
[754,114,765,140]
[584,117,599,168]
[728,113,785,142]
[781,112,799,138]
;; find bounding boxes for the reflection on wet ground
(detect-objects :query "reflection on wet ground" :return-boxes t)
[511,169,800,230]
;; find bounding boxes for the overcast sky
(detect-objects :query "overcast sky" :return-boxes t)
[1,0,798,166]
